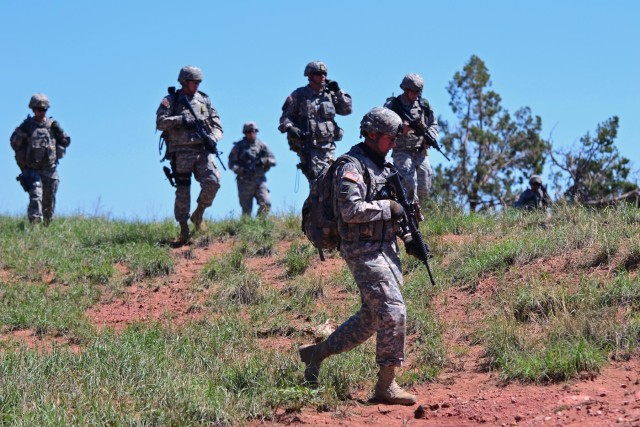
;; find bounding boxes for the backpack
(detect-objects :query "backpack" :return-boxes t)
[301,154,369,257]
[18,117,57,168]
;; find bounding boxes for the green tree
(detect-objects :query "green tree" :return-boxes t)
[433,55,548,211]
[550,116,636,204]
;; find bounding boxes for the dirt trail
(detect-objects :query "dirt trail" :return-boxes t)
[86,240,232,330]
[7,234,640,425]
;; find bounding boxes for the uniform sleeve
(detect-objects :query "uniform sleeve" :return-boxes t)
[333,91,352,116]
[156,96,183,131]
[336,162,391,223]
[278,91,298,132]
[228,144,240,172]
[423,104,439,144]
[51,120,71,148]
[260,142,277,167]
[10,126,27,151]
[206,102,223,143]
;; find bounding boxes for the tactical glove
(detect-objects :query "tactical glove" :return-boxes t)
[182,115,197,129]
[327,80,340,92]
[402,234,421,258]
[287,126,304,139]
[389,200,405,220]
[259,158,272,170]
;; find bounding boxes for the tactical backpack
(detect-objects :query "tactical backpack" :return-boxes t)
[15,117,59,168]
[301,154,369,258]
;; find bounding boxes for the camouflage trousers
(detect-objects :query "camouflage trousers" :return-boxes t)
[26,167,59,223]
[173,149,221,222]
[237,176,271,216]
[392,149,433,203]
[298,144,335,186]
[326,243,406,367]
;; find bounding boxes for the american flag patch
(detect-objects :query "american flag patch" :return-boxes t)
[343,171,361,183]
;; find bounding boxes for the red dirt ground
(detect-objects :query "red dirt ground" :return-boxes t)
[5,234,640,425]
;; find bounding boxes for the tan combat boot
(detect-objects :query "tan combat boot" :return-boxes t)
[190,204,206,231]
[374,366,417,405]
[177,221,190,244]
[298,340,332,385]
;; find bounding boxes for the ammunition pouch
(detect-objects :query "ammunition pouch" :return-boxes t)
[318,101,336,120]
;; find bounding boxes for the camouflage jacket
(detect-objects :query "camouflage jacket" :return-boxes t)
[228,137,276,180]
[156,89,223,153]
[514,187,552,210]
[384,95,438,151]
[335,143,400,258]
[279,84,352,148]
[10,116,70,170]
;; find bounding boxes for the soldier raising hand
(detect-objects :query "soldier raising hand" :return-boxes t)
[278,61,352,186]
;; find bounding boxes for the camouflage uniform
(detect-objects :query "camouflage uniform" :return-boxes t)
[228,124,276,216]
[384,74,438,204]
[10,94,70,224]
[156,80,223,225]
[324,142,406,367]
[515,175,552,210]
[279,61,352,183]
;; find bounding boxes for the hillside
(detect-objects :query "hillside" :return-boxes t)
[1,205,640,426]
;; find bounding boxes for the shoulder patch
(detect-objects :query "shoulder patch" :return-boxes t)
[161,98,171,108]
[343,171,362,183]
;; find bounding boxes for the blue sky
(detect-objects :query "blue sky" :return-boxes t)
[1,1,638,220]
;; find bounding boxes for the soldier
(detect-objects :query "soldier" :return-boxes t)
[156,66,223,243]
[384,73,438,205]
[298,107,418,405]
[278,61,352,185]
[10,93,71,225]
[514,175,552,210]
[228,122,276,217]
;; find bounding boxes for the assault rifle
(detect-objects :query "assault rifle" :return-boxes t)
[169,87,226,170]
[386,171,437,286]
[388,96,450,161]
[294,117,315,181]
[407,121,450,161]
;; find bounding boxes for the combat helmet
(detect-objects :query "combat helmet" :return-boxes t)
[178,66,203,83]
[360,107,402,136]
[242,122,259,133]
[400,73,424,92]
[304,61,327,77]
[529,175,543,185]
[28,93,49,109]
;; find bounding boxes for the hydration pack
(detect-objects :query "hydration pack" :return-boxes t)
[301,154,369,253]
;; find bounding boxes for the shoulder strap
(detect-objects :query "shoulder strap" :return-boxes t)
[335,154,372,200]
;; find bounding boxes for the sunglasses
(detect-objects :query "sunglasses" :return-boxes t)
[311,71,327,77]
[35,107,48,112]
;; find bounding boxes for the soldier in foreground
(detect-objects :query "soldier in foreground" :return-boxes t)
[156,66,223,243]
[298,107,418,405]
[515,175,552,210]
[228,122,276,216]
[278,61,352,185]
[10,93,71,225]
[384,73,438,205]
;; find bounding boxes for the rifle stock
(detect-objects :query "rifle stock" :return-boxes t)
[387,171,437,286]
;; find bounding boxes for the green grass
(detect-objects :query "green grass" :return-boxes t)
[2,204,640,422]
